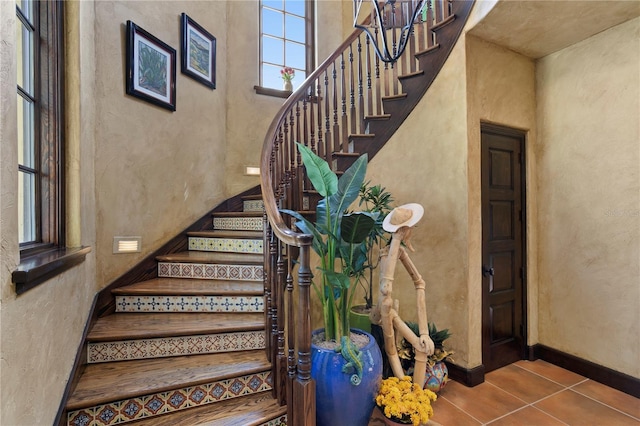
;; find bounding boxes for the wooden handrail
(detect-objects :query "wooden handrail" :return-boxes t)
[259,2,474,424]
[260,20,371,246]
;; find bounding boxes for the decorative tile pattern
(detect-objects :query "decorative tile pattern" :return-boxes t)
[157,262,262,281]
[115,295,264,313]
[67,371,272,426]
[87,331,266,363]
[188,236,263,254]
[214,216,263,231]
[243,199,264,212]
[259,414,287,426]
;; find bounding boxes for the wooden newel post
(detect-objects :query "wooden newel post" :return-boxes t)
[292,242,316,426]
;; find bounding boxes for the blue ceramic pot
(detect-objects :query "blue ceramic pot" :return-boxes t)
[311,328,383,426]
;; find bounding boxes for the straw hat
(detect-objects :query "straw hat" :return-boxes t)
[382,203,424,232]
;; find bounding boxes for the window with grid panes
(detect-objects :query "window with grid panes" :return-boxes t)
[16,0,65,253]
[260,0,314,91]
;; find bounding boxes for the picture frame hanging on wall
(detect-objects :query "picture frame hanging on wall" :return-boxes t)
[181,13,216,89]
[125,20,177,111]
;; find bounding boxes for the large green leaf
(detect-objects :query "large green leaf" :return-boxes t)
[297,142,338,198]
[327,154,368,225]
[316,198,341,235]
[338,240,368,275]
[341,212,376,244]
[315,198,339,236]
[280,209,326,256]
[322,269,351,291]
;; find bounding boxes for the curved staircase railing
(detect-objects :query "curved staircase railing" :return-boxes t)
[260,1,474,424]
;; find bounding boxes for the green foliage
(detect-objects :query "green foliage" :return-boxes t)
[428,322,452,349]
[298,144,338,197]
[354,182,395,309]
[399,322,454,367]
[281,142,378,342]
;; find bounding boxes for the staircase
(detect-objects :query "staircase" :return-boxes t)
[65,196,286,426]
[60,1,474,424]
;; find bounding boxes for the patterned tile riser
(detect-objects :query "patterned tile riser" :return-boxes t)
[188,237,263,254]
[115,295,264,313]
[67,371,273,426]
[213,216,263,231]
[243,200,264,212]
[87,331,266,363]
[157,262,262,281]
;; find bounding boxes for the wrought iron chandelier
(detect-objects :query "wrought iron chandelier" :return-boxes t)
[354,0,426,64]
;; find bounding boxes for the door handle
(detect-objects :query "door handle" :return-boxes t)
[482,265,494,277]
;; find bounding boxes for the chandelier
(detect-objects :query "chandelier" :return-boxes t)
[354,0,426,64]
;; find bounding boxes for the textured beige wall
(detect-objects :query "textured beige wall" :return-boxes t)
[224,1,349,197]
[93,1,230,288]
[224,1,290,196]
[364,31,471,366]
[356,4,524,370]
[0,2,97,425]
[465,35,537,365]
[316,1,351,66]
[96,0,350,291]
[536,17,640,378]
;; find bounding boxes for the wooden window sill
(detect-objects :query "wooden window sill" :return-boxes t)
[253,85,322,104]
[254,85,291,98]
[12,246,92,295]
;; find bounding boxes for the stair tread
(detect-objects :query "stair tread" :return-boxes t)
[398,69,425,80]
[332,151,360,157]
[241,194,264,201]
[365,114,391,120]
[67,350,270,410]
[156,251,263,264]
[128,393,286,426]
[112,278,264,296]
[415,42,441,57]
[187,230,263,239]
[213,211,262,217]
[88,312,265,341]
[382,93,408,101]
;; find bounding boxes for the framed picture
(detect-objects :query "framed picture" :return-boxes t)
[181,13,216,89]
[125,20,176,111]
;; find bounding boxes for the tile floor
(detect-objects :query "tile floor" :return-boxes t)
[369,359,640,425]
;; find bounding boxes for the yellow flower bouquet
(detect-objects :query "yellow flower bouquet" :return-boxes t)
[375,376,437,426]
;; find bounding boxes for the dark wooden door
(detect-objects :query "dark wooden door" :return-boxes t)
[481,124,526,373]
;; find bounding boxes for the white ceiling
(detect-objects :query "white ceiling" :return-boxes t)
[468,0,640,59]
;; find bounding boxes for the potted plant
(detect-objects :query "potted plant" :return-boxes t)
[349,182,395,333]
[280,66,294,91]
[281,142,383,426]
[399,322,453,393]
[375,376,438,426]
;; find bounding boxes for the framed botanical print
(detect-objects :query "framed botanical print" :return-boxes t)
[125,20,177,111]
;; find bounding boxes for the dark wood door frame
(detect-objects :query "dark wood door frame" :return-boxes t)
[480,123,528,373]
